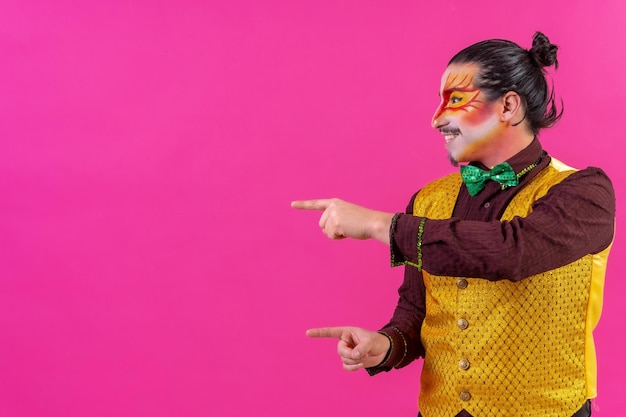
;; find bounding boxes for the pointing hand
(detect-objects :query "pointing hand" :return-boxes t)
[306,326,391,371]
[291,198,394,243]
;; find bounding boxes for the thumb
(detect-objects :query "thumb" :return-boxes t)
[350,332,381,360]
[350,338,372,360]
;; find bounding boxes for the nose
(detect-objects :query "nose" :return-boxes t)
[432,102,447,129]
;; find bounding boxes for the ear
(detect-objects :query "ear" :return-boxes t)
[500,91,524,124]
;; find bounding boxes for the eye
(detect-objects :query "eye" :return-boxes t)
[446,90,480,109]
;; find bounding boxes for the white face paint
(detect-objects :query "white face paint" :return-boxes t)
[432,63,505,165]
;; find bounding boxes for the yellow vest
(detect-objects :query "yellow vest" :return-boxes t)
[415,159,611,417]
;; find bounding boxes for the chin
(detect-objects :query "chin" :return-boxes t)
[447,153,459,167]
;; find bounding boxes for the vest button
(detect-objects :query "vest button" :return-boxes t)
[459,391,471,402]
[457,318,469,330]
[459,359,470,370]
[456,279,468,289]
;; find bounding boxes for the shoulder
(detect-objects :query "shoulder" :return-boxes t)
[543,156,613,189]
[557,164,614,190]
[542,162,615,210]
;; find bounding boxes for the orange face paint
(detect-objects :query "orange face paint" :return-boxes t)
[432,63,507,166]
[433,71,491,126]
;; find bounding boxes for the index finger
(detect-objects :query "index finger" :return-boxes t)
[306,327,346,339]
[291,199,331,211]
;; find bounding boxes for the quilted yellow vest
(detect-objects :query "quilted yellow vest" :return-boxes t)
[415,158,611,417]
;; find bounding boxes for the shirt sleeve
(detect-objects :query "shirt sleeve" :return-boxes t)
[368,196,426,375]
[391,167,616,281]
[366,264,427,375]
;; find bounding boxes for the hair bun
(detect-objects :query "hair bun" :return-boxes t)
[530,31,559,69]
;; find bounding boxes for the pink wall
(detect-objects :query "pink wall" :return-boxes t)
[1,1,624,416]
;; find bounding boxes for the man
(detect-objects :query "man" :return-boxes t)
[292,32,615,417]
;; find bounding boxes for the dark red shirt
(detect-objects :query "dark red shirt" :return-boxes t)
[369,139,615,416]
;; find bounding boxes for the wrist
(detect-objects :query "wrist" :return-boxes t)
[370,211,394,244]
[374,331,393,367]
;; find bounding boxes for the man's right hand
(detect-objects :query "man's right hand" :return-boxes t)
[306,326,391,371]
[291,199,394,244]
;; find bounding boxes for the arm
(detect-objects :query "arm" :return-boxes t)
[392,167,616,281]
[367,197,427,375]
[305,276,426,375]
[367,264,427,375]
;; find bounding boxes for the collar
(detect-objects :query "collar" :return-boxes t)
[471,137,546,175]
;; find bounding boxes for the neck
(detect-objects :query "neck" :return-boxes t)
[478,129,535,168]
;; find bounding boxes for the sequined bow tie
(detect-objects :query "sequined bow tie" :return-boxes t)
[460,162,519,196]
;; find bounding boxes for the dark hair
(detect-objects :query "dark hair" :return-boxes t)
[449,32,562,135]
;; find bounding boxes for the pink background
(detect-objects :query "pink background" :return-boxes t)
[1,1,624,416]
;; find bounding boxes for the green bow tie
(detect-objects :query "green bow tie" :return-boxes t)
[460,162,519,196]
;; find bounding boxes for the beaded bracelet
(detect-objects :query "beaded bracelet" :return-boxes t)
[376,330,394,367]
[392,327,408,368]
